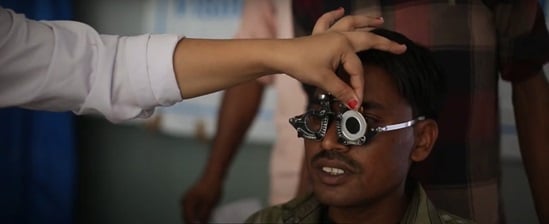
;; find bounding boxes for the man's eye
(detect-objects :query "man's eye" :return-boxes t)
[304,112,324,132]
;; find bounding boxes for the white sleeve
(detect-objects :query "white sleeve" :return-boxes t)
[0,8,183,122]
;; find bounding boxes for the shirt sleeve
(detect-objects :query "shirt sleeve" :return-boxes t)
[0,7,183,122]
[493,0,549,82]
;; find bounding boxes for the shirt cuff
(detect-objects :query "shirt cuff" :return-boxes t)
[147,34,183,106]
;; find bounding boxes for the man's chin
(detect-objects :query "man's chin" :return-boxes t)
[314,188,357,207]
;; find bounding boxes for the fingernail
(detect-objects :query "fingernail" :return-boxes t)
[377,16,384,22]
[347,99,358,109]
[399,44,407,52]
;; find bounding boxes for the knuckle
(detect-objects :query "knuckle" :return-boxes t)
[318,13,330,23]
[333,87,349,100]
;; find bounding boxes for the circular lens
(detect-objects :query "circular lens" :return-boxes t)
[339,110,367,141]
[345,117,360,134]
[304,112,322,132]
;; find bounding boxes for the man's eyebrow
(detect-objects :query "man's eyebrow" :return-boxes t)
[361,101,385,110]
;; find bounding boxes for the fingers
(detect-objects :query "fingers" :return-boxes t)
[313,8,384,34]
[197,202,212,224]
[341,53,365,105]
[343,31,407,54]
[331,32,405,108]
[183,202,209,224]
[321,53,365,109]
[182,193,207,224]
[315,31,404,109]
[313,7,345,34]
[317,70,360,110]
[328,15,384,33]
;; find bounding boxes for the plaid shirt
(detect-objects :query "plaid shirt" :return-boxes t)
[246,182,473,224]
[292,0,549,223]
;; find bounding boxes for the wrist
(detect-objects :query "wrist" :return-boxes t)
[201,165,228,183]
[258,38,294,76]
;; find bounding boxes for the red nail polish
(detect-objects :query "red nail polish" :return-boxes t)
[347,99,358,109]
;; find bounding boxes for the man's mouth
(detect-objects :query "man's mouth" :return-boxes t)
[311,150,361,185]
[321,166,345,176]
[314,161,354,186]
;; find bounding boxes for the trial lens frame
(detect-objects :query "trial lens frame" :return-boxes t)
[289,93,425,146]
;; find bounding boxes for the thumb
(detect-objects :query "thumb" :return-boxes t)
[341,52,364,107]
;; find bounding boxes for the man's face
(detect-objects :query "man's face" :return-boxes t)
[305,65,416,207]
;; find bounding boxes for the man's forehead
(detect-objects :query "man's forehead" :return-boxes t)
[311,89,386,110]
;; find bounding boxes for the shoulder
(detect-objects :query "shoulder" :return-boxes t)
[245,205,284,224]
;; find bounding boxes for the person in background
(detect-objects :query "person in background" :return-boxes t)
[0,6,406,121]
[183,0,549,223]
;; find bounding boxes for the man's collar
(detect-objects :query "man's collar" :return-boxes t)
[400,182,444,224]
[278,181,445,224]
[280,193,323,224]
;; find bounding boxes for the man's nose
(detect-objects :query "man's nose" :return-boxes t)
[320,121,350,152]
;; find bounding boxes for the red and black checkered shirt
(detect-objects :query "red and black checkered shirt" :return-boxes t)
[293,0,549,223]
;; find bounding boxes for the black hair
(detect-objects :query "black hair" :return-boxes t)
[357,29,446,120]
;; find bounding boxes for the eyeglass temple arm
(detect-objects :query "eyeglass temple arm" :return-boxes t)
[375,116,426,132]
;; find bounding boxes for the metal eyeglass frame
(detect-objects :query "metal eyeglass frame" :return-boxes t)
[289,93,425,146]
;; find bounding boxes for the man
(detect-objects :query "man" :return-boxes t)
[246,28,471,224]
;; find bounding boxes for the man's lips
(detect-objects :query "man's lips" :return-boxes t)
[310,150,362,186]
[313,158,357,175]
[312,158,357,186]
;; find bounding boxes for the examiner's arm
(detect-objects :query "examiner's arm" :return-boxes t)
[173,28,405,104]
[0,7,405,122]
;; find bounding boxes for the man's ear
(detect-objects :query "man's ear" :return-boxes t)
[410,119,438,162]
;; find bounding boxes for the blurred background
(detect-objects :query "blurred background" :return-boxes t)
[1,0,548,223]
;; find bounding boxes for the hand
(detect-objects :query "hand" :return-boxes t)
[281,8,406,109]
[281,30,406,109]
[181,177,222,224]
[172,9,405,104]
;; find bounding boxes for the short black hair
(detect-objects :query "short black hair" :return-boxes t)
[357,29,446,120]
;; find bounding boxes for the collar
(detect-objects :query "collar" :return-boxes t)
[279,182,444,224]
